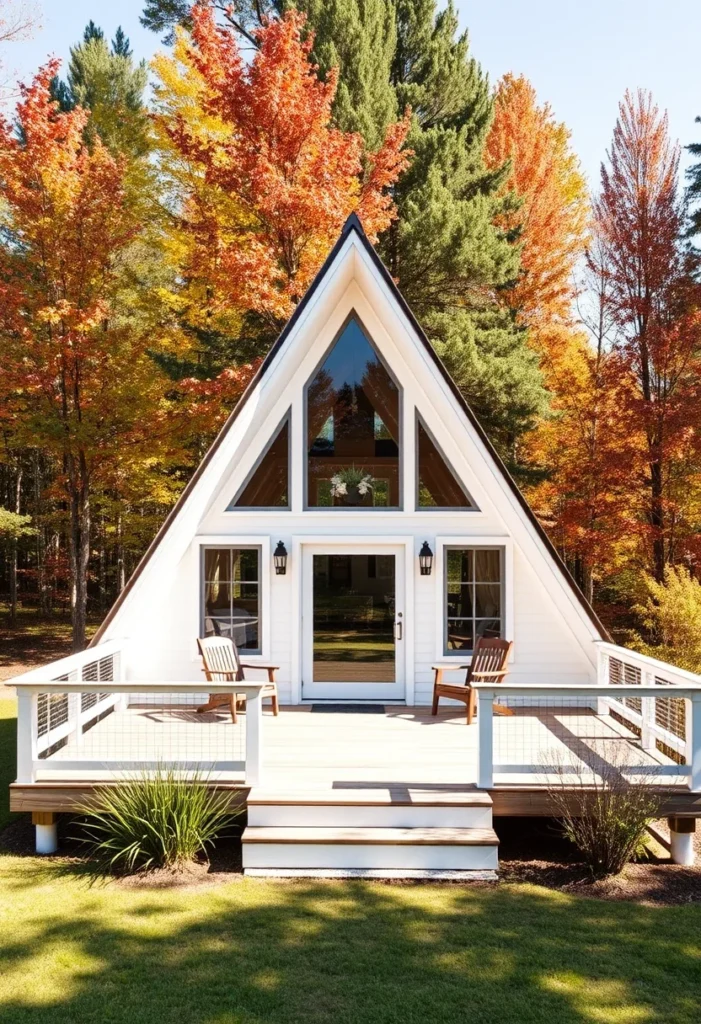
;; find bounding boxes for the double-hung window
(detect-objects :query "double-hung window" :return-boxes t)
[444,547,503,654]
[201,547,261,652]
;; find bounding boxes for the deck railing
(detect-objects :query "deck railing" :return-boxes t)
[473,644,701,792]
[12,642,266,787]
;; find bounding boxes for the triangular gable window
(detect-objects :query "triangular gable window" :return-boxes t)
[228,413,290,509]
[416,416,476,509]
[306,315,401,509]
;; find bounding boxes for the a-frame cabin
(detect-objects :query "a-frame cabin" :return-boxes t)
[10,215,701,873]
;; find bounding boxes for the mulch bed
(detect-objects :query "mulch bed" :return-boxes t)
[2,814,700,903]
[496,817,701,905]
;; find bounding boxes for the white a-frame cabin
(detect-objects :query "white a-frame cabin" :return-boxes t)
[11,215,701,873]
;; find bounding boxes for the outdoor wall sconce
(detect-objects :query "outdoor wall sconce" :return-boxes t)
[419,541,434,576]
[274,541,288,575]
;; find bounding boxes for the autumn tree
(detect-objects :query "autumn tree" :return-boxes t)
[486,73,588,342]
[149,4,409,442]
[594,90,701,580]
[0,64,166,648]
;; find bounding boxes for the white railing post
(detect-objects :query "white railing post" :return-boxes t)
[245,688,264,787]
[689,692,701,793]
[477,690,494,789]
[596,647,610,715]
[640,671,656,753]
[16,689,37,784]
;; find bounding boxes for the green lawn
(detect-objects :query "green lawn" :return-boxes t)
[0,857,699,1024]
[0,700,16,829]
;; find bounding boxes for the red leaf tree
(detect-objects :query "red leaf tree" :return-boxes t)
[0,63,162,648]
[594,90,701,579]
[155,6,411,327]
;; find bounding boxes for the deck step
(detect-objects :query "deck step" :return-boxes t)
[242,826,499,873]
[246,788,493,828]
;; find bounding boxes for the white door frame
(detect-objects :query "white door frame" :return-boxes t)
[292,536,414,703]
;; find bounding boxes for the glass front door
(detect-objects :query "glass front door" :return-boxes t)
[302,549,405,700]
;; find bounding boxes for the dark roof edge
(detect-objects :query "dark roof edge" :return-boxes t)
[90,215,360,646]
[92,212,609,647]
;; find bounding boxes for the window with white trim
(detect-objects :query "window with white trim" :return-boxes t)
[444,547,503,654]
[202,547,261,652]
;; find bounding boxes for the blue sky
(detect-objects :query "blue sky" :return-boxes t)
[3,0,700,187]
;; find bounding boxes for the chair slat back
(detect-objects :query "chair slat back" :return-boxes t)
[466,637,512,685]
[197,636,244,682]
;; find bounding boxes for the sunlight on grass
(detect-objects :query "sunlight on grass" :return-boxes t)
[0,859,698,1023]
[0,698,17,829]
[542,975,654,1023]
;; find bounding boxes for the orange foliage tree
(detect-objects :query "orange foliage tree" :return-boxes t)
[486,73,588,339]
[0,63,165,648]
[594,90,701,580]
[154,5,411,331]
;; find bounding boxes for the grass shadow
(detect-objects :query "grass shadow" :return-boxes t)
[0,863,699,1024]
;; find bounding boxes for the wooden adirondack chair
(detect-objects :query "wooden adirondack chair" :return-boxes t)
[431,636,513,725]
[197,636,279,724]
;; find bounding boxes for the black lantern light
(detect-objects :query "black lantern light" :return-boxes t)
[273,540,288,576]
[419,541,433,576]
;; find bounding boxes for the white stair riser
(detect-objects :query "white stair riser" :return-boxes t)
[243,842,498,872]
[247,805,492,829]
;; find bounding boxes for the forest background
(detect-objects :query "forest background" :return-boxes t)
[3,0,701,673]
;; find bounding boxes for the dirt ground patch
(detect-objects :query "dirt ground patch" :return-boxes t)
[496,816,701,905]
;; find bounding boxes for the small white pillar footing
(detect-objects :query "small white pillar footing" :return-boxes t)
[668,816,696,866]
[33,813,58,855]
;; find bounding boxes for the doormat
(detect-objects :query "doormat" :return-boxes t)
[311,704,385,714]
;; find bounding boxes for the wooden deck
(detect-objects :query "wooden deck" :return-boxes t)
[10,703,701,817]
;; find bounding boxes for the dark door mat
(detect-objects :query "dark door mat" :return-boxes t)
[311,703,385,714]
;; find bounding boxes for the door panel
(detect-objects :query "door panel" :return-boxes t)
[302,547,405,700]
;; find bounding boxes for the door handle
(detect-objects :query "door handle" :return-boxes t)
[394,620,403,641]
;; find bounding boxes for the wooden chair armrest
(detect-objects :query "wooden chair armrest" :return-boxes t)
[431,664,471,672]
[470,670,509,680]
[240,663,280,671]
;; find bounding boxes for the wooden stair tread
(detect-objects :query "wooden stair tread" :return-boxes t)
[242,826,499,846]
[246,788,492,808]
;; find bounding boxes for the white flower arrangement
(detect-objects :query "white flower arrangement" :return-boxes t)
[330,466,375,498]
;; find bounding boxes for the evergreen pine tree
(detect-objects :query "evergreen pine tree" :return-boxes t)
[385,0,546,453]
[52,24,150,160]
[291,0,397,151]
[686,116,701,236]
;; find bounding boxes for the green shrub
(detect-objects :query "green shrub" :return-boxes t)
[546,749,660,876]
[630,565,701,673]
[79,768,238,874]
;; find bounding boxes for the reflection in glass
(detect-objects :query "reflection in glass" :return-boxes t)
[445,548,503,654]
[229,418,289,509]
[307,318,400,508]
[417,420,474,508]
[313,554,396,682]
[203,548,260,651]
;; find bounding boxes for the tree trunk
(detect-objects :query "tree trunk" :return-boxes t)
[67,455,90,652]
[9,464,22,627]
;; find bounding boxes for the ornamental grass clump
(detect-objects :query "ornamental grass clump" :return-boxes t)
[79,768,237,874]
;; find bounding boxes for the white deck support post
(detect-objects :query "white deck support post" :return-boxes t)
[16,688,37,784]
[689,691,701,793]
[477,689,494,790]
[668,816,696,866]
[245,687,264,787]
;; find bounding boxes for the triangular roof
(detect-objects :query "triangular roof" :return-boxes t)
[91,213,608,645]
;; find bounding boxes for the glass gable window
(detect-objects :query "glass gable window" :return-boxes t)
[306,316,401,508]
[202,547,261,652]
[417,418,475,509]
[445,548,503,654]
[228,416,289,509]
